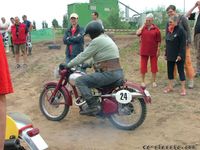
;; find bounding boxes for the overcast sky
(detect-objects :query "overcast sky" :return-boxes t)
[0,0,199,29]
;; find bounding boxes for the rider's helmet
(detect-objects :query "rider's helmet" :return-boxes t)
[85,21,104,39]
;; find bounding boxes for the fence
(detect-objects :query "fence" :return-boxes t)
[27,28,137,43]
[31,28,55,43]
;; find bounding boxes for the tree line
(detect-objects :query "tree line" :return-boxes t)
[32,6,193,30]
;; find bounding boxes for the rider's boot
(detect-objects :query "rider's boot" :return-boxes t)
[79,98,101,115]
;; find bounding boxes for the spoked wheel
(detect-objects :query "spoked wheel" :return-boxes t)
[108,98,146,130]
[39,85,69,121]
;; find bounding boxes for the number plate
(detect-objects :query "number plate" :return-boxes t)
[144,89,151,97]
[115,90,132,104]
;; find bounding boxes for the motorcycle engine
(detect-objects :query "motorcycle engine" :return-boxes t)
[69,71,86,86]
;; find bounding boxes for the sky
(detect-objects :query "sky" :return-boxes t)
[0,0,199,29]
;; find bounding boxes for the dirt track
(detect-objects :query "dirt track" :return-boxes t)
[6,35,200,150]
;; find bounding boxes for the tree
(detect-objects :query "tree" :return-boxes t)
[42,21,48,29]
[62,14,68,28]
[52,19,60,28]
[103,9,130,29]
[42,21,45,29]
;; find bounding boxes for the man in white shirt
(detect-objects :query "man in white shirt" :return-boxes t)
[0,17,10,53]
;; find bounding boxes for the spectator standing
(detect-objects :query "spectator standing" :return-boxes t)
[11,17,28,68]
[0,17,10,53]
[22,15,32,56]
[166,5,195,89]
[136,13,161,87]
[91,11,104,28]
[0,34,13,150]
[186,1,200,77]
[164,16,186,96]
[63,13,84,63]
[8,17,15,57]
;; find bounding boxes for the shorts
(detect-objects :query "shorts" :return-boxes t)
[14,44,26,54]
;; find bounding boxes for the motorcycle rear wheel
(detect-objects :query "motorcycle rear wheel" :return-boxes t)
[39,85,69,121]
[108,98,146,130]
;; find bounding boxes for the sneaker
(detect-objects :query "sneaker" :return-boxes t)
[141,82,146,87]
[188,80,194,89]
[22,64,28,68]
[152,82,157,88]
[15,64,20,69]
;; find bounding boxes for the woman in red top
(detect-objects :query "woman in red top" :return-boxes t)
[136,13,161,87]
[0,34,13,150]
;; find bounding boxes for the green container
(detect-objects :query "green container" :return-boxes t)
[67,0,119,28]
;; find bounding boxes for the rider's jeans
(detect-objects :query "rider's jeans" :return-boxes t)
[75,69,124,106]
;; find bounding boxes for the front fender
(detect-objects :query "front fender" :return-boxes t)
[123,81,151,104]
[44,82,73,106]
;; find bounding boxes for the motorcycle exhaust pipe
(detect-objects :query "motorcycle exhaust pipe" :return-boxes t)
[4,139,23,150]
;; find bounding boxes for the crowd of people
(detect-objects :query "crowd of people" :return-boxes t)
[136,2,200,96]
[1,1,200,149]
[0,15,32,69]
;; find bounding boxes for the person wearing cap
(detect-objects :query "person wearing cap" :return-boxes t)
[166,5,195,89]
[22,15,33,56]
[136,13,161,88]
[63,13,84,63]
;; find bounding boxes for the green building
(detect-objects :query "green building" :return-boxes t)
[67,0,119,27]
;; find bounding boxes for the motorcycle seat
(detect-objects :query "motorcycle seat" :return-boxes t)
[99,78,124,90]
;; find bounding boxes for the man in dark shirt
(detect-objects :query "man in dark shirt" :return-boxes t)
[22,15,32,56]
[63,13,84,63]
[186,1,200,77]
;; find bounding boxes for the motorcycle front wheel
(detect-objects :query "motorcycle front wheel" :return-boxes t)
[108,98,146,130]
[39,85,69,121]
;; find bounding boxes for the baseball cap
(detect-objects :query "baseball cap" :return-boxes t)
[70,13,78,19]
[146,13,154,19]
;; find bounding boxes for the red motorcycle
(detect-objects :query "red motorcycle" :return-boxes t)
[39,66,151,130]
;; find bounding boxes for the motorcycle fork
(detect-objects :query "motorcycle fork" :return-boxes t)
[48,76,67,104]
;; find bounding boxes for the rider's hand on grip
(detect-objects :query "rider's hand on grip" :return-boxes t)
[81,63,91,70]
[59,63,69,70]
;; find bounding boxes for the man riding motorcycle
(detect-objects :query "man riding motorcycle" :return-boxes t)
[61,21,124,115]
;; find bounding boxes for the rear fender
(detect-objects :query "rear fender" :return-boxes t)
[44,82,72,106]
[21,128,48,150]
[123,81,151,104]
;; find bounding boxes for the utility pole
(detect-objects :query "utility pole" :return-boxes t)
[184,0,186,13]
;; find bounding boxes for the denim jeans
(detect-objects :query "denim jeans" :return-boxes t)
[75,69,124,106]
[66,55,72,64]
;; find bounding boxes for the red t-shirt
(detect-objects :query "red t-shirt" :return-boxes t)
[69,28,77,55]
[0,35,13,95]
[139,24,161,56]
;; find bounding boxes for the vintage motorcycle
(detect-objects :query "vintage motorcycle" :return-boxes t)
[39,66,151,130]
[4,112,48,150]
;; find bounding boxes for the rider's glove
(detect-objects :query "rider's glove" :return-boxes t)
[80,63,91,70]
[59,63,69,70]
